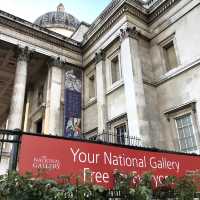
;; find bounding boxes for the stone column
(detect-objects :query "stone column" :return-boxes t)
[8,47,29,130]
[95,50,107,135]
[8,47,30,170]
[120,27,149,145]
[44,58,62,136]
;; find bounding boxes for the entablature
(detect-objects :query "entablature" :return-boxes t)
[0,10,81,53]
[0,11,83,67]
[82,0,182,52]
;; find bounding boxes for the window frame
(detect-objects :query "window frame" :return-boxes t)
[163,41,178,71]
[165,103,199,154]
[86,70,96,103]
[159,34,180,72]
[37,84,44,106]
[88,74,96,100]
[174,112,198,153]
[114,123,127,145]
[35,117,43,134]
[110,55,121,85]
[84,129,98,141]
[107,115,128,145]
[108,51,122,89]
[88,134,98,141]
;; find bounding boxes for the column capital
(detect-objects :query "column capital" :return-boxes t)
[17,46,31,62]
[48,57,63,68]
[120,26,139,42]
[95,50,106,64]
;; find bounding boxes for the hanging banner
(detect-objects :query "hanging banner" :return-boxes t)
[64,67,82,138]
[19,134,200,189]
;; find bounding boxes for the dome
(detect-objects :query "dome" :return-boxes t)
[34,4,80,33]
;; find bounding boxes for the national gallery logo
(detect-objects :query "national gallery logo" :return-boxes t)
[32,156,61,170]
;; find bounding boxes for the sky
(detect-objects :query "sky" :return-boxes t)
[0,0,112,24]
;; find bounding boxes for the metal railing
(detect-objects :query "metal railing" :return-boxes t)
[0,129,142,171]
[0,129,22,173]
[88,132,142,147]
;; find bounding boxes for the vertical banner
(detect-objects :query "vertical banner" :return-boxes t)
[64,67,82,138]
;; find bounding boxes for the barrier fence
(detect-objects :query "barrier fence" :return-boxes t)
[0,129,142,172]
[88,132,142,147]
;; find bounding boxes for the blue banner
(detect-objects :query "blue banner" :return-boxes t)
[64,68,82,138]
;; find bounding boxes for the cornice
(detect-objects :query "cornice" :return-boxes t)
[0,0,187,56]
[148,0,182,23]
[143,0,167,11]
[82,0,182,50]
[83,2,147,51]
[0,10,82,54]
[84,0,122,40]
[107,113,127,125]
[143,58,200,87]
[83,0,146,44]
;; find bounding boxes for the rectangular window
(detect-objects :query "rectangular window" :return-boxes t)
[37,84,44,106]
[164,41,178,70]
[89,75,95,99]
[111,56,120,84]
[115,124,126,145]
[175,113,197,153]
[89,135,97,141]
[35,118,43,134]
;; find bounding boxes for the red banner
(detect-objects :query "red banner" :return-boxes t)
[19,134,200,188]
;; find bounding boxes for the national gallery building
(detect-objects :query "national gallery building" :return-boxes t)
[0,0,200,173]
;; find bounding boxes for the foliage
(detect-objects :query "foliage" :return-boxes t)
[134,173,153,200]
[154,172,200,200]
[113,170,135,198]
[0,171,199,200]
[153,176,176,199]
[113,170,153,200]
[0,171,106,200]
[175,176,197,200]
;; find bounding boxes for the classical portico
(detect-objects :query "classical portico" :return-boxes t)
[0,2,82,136]
[0,43,50,132]
[0,41,81,135]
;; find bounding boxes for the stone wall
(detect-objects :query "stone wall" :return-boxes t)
[149,2,200,150]
[157,66,200,150]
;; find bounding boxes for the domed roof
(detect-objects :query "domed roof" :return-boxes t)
[34,3,80,31]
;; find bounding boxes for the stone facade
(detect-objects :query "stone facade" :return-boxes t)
[0,0,200,173]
